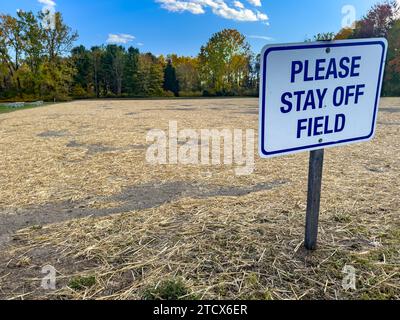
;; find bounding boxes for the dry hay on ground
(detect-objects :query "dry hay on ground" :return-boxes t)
[0,98,399,300]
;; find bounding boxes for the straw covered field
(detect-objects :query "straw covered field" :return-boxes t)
[0,98,399,300]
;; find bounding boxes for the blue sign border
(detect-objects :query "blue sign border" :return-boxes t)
[260,40,387,157]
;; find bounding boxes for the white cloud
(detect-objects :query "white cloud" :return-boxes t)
[156,0,269,22]
[107,34,136,44]
[38,0,56,8]
[157,0,205,14]
[247,0,262,7]
[234,1,244,9]
[137,42,144,46]
[248,35,274,41]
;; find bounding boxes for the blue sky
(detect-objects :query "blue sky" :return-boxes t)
[0,0,384,56]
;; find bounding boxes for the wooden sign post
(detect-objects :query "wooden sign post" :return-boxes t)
[304,149,325,250]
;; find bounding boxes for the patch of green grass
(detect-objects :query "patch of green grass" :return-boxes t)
[68,275,96,291]
[0,105,33,114]
[245,272,259,287]
[380,228,400,244]
[351,252,381,268]
[360,288,398,300]
[0,102,53,114]
[142,278,194,300]
[332,213,352,223]
[244,289,274,300]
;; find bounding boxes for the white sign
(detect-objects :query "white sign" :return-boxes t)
[259,38,388,158]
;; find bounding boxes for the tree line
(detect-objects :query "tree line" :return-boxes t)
[69,28,259,99]
[0,1,399,101]
[0,10,258,101]
[0,10,78,101]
